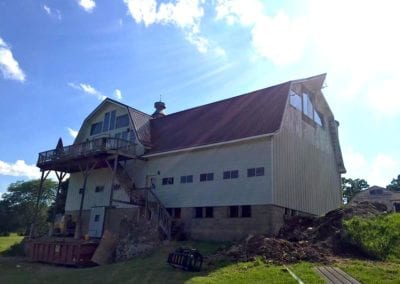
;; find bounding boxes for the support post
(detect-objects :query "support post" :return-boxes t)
[49,171,67,236]
[105,155,118,207]
[30,169,51,238]
[75,162,97,239]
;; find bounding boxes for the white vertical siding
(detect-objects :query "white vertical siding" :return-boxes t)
[273,88,342,215]
[142,138,273,208]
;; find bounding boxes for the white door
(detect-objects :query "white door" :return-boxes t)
[88,206,105,238]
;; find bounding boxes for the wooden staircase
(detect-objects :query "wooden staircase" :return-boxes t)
[113,163,172,240]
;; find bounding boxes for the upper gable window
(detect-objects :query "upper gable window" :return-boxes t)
[109,110,116,130]
[289,90,302,111]
[314,110,323,126]
[90,122,102,136]
[116,114,129,129]
[103,112,111,132]
[303,93,314,119]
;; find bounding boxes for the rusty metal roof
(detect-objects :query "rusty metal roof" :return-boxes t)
[148,81,291,154]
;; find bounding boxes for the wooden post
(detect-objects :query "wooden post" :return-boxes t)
[105,155,118,207]
[75,162,97,239]
[30,169,51,238]
[49,171,67,236]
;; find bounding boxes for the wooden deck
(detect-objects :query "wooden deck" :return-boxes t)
[315,266,361,284]
[36,137,137,172]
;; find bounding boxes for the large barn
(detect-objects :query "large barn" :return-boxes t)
[37,74,346,241]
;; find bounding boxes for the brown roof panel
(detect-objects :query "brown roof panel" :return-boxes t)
[149,81,291,154]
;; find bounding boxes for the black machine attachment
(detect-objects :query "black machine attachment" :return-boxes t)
[167,247,203,272]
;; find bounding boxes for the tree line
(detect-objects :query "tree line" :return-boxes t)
[0,179,68,236]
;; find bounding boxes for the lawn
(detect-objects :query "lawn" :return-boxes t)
[0,236,399,284]
[0,233,24,254]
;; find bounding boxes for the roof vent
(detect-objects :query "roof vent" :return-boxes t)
[152,101,166,118]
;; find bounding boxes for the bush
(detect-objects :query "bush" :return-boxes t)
[344,213,400,260]
[0,231,10,237]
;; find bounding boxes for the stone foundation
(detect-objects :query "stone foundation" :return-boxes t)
[66,204,287,241]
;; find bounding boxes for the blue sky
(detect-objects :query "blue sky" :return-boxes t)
[1,0,399,194]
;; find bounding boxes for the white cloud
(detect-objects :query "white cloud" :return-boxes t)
[343,147,400,187]
[67,127,78,138]
[43,5,62,20]
[43,5,51,15]
[78,0,96,13]
[0,37,26,82]
[0,160,41,179]
[68,82,106,100]
[215,0,307,65]
[114,89,122,100]
[366,79,400,118]
[123,0,216,53]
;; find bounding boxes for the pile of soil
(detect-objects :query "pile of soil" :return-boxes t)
[208,202,387,264]
[278,201,387,255]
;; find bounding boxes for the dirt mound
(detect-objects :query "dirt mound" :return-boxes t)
[278,201,387,255]
[231,235,327,263]
[209,202,387,264]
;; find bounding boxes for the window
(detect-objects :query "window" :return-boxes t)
[223,170,239,179]
[241,205,252,218]
[205,207,214,218]
[103,112,110,132]
[247,167,264,177]
[115,114,129,128]
[180,175,193,183]
[166,208,172,215]
[174,208,181,219]
[121,130,129,140]
[109,110,116,130]
[303,93,314,119]
[194,207,203,218]
[129,130,136,143]
[95,186,104,193]
[256,167,264,176]
[162,177,174,185]
[113,184,121,190]
[229,206,239,218]
[200,173,214,182]
[94,215,100,222]
[90,122,102,136]
[289,90,302,111]
[314,110,323,126]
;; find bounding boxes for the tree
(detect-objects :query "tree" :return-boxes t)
[342,177,369,202]
[0,179,57,235]
[47,178,69,222]
[387,174,400,192]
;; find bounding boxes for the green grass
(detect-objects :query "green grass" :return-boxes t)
[289,262,325,284]
[0,233,24,253]
[2,238,399,284]
[0,241,323,284]
[337,259,400,284]
[344,213,400,259]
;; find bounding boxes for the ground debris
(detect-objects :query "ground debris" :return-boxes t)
[209,202,387,264]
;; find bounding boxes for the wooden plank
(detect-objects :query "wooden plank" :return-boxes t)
[315,266,361,284]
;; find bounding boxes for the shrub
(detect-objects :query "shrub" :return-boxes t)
[344,213,400,260]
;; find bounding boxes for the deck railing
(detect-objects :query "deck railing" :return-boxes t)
[37,137,136,166]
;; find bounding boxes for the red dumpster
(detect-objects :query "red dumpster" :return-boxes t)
[29,239,99,267]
